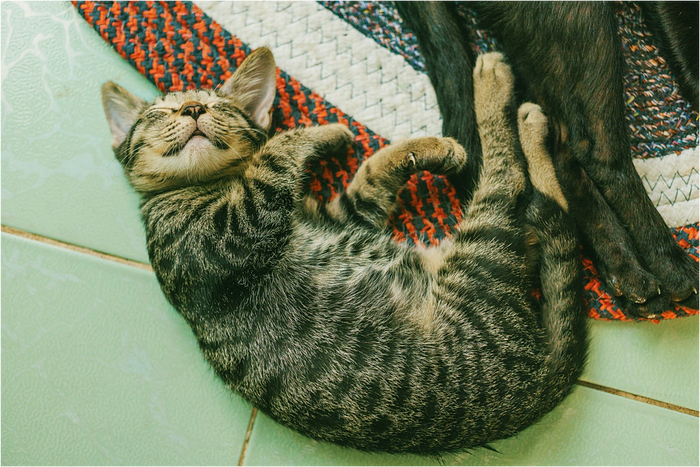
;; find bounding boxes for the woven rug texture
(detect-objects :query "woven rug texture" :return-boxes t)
[73,0,699,321]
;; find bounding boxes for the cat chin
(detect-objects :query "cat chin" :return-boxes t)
[175,143,237,182]
[178,136,220,163]
[182,135,212,153]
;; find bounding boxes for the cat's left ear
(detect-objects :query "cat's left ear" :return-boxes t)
[220,47,277,131]
[102,82,146,150]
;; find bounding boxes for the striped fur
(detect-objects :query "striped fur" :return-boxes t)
[102,49,587,454]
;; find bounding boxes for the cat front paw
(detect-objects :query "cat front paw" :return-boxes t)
[473,52,515,119]
[401,137,468,175]
[321,123,355,147]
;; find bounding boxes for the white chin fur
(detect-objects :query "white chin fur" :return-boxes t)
[182,135,213,155]
[134,139,240,191]
[178,143,234,181]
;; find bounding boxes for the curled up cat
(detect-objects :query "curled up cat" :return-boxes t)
[101,48,587,454]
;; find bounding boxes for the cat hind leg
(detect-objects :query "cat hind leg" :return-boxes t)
[517,103,568,213]
[469,53,527,206]
[518,102,587,407]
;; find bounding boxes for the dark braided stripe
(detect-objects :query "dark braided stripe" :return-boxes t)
[73,0,697,320]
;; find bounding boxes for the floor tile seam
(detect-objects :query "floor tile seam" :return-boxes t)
[576,379,699,417]
[4,227,698,418]
[1,225,153,272]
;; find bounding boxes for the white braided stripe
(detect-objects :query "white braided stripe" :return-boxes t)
[199,0,442,142]
[633,147,699,228]
[198,1,698,229]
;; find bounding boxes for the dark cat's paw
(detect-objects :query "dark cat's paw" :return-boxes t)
[604,231,698,307]
[621,290,698,320]
[621,294,666,319]
[599,259,661,305]
[647,247,699,303]
[402,137,468,175]
[473,52,515,118]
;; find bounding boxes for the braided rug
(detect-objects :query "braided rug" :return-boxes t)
[74,1,698,321]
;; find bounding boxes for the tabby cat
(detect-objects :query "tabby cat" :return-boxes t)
[101,48,587,454]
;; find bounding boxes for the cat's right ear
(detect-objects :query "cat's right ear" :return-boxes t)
[102,82,146,150]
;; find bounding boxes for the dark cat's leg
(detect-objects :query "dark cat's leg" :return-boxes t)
[551,142,656,297]
[394,1,482,202]
[477,2,698,307]
[325,137,467,229]
[554,4,697,306]
[640,2,699,111]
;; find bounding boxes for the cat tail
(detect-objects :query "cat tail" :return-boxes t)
[518,103,588,411]
[528,193,588,410]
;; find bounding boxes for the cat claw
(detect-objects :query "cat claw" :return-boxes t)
[672,286,698,302]
[405,153,416,170]
[632,295,648,305]
[607,276,625,297]
[630,286,662,304]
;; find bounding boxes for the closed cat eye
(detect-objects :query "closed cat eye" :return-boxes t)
[146,107,174,114]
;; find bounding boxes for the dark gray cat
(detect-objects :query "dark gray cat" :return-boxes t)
[101,48,587,454]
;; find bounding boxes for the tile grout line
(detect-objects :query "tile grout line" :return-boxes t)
[2,224,264,462]
[1,225,153,271]
[577,379,699,417]
[238,407,258,466]
[3,226,699,418]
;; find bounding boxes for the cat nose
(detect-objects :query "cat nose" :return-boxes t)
[181,102,206,121]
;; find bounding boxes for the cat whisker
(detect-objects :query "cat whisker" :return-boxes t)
[215,138,246,161]
[219,127,266,147]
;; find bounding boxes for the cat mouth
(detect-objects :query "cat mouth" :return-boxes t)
[189,128,206,140]
[163,129,210,157]
[183,128,211,148]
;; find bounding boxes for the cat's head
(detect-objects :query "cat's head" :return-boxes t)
[102,47,277,193]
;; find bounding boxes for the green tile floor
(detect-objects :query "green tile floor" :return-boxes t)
[2,2,698,465]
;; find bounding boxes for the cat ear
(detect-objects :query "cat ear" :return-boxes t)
[220,47,277,130]
[101,82,146,150]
